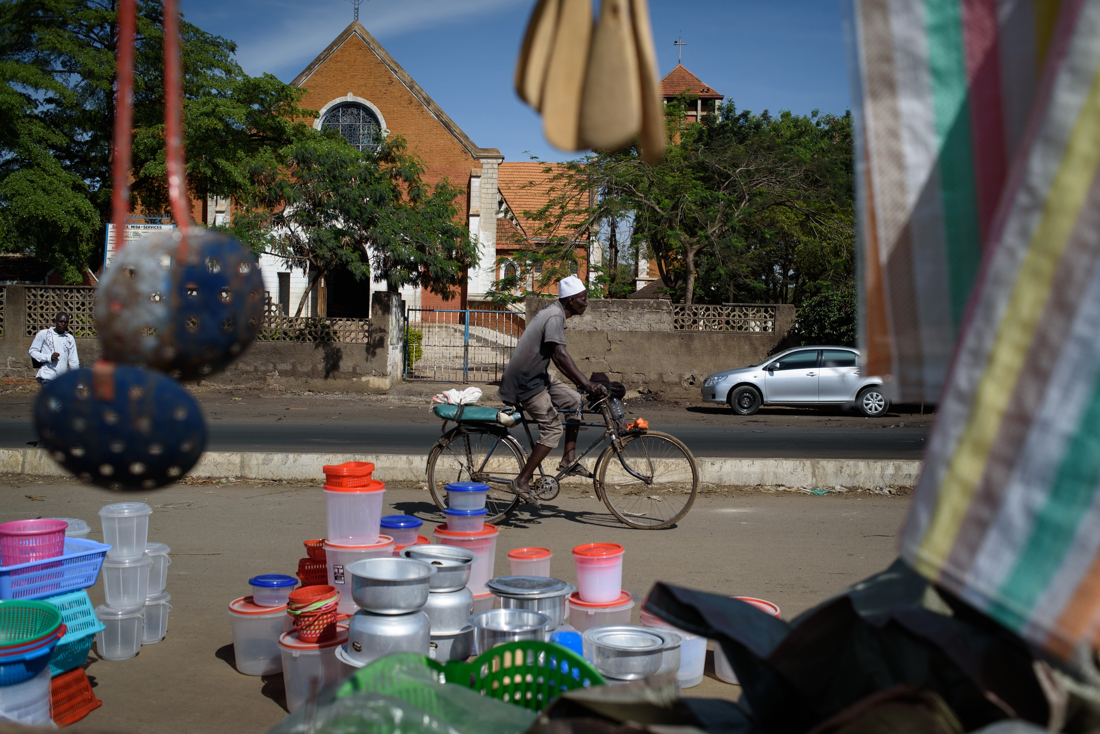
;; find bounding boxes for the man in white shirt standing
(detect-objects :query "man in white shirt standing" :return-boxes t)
[29,312,79,383]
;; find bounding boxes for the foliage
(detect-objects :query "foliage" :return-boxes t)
[405,327,423,367]
[490,96,854,305]
[227,133,475,316]
[793,286,856,346]
[0,0,315,280]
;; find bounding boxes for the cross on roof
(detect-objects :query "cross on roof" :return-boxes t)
[674,33,687,64]
[348,0,366,22]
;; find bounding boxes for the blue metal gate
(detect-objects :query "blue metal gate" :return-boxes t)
[404,308,523,382]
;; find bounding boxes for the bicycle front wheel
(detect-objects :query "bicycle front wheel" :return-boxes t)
[426,428,523,524]
[596,431,698,529]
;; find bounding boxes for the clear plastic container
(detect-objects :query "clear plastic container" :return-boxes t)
[445,482,489,511]
[380,515,422,548]
[323,481,385,545]
[143,591,172,644]
[324,537,395,614]
[567,591,634,632]
[0,667,51,725]
[711,597,781,685]
[145,542,171,595]
[572,543,624,603]
[640,607,704,687]
[443,508,486,533]
[249,574,298,607]
[392,535,430,557]
[508,547,552,577]
[95,604,145,661]
[472,592,496,613]
[98,502,152,559]
[433,525,498,594]
[228,596,293,676]
[278,629,348,713]
[102,554,152,610]
[51,518,90,539]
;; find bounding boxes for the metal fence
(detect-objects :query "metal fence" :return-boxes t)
[671,304,778,332]
[405,308,523,382]
[256,314,371,343]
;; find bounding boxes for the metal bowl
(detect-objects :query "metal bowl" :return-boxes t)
[347,557,435,614]
[583,626,669,680]
[470,609,551,652]
[401,546,476,592]
[487,576,575,632]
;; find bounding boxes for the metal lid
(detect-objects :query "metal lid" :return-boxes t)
[486,576,574,599]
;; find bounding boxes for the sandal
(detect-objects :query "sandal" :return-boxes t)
[557,462,593,479]
[510,483,541,508]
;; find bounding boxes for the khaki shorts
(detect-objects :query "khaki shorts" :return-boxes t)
[521,376,583,448]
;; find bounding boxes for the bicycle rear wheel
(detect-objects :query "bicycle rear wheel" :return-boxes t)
[596,431,698,529]
[426,428,523,524]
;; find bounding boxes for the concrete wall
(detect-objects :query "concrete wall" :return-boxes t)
[528,297,796,397]
[1,287,403,392]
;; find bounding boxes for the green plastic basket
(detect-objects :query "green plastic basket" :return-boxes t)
[337,642,604,713]
[0,599,63,646]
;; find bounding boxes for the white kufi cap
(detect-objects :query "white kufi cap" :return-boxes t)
[558,275,586,299]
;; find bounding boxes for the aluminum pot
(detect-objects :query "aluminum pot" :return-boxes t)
[486,576,575,632]
[470,609,551,652]
[430,625,474,662]
[422,586,474,635]
[348,557,435,614]
[582,626,669,681]
[345,609,431,665]
[401,546,475,592]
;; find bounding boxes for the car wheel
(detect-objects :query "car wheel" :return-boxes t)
[857,386,889,417]
[729,386,762,416]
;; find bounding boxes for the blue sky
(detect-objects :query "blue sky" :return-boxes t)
[179,0,852,164]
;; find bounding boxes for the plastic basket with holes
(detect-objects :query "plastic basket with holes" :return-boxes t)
[296,557,327,587]
[0,539,110,601]
[42,590,104,677]
[50,667,102,727]
[336,642,604,713]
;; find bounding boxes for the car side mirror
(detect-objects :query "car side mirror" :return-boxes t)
[767,363,778,371]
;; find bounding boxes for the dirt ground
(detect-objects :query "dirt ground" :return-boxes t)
[0,377,938,429]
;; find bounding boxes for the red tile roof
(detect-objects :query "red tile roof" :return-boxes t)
[496,162,590,240]
[660,64,724,99]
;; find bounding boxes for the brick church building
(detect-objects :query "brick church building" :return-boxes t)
[245,21,722,316]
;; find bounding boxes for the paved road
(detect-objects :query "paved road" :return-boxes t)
[0,419,928,458]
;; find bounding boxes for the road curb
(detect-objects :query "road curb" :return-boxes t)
[0,448,922,488]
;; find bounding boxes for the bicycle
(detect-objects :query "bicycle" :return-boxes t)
[425,394,699,529]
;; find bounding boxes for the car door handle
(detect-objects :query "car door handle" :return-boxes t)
[806,372,815,376]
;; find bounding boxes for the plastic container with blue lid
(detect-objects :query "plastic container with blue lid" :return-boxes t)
[443,507,487,533]
[444,482,489,512]
[380,516,423,548]
[248,574,297,607]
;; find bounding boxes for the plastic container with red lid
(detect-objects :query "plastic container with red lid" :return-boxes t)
[508,547,552,577]
[323,478,385,545]
[391,535,430,556]
[572,543,624,603]
[321,462,374,487]
[433,525,498,594]
[712,596,781,685]
[566,590,633,632]
[278,628,348,713]
[323,537,395,614]
[227,596,293,676]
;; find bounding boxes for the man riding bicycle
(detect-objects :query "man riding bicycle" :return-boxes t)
[498,275,607,506]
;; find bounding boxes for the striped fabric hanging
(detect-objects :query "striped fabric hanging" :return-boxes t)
[849,0,1064,403]
[895,0,1100,659]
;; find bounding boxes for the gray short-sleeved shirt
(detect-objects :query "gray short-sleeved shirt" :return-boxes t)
[498,301,568,404]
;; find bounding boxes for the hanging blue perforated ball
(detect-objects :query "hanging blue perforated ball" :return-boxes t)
[34,365,206,491]
[95,228,265,381]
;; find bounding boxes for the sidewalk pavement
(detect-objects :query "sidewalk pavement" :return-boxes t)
[1,447,921,489]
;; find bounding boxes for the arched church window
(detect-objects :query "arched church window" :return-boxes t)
[321,103,382,152]
[503,262,518,280]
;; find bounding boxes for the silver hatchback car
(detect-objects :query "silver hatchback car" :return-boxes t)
[700,346,890,417]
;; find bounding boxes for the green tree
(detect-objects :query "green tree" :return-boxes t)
[496,98,854,305]
[0,0,314,280]
[227,132,476,316]
[793,285,856,346]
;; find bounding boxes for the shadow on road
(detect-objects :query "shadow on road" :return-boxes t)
[393,498,683,531]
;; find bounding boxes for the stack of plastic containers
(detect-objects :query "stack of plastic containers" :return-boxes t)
[324,539,393,615]
[639,603,704,688]
[95,502,153,661]
[567,543,633,632]
[143,543,173,644]
[0,599,65,727]
[434,482,498,612]
[381,516,430,556]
